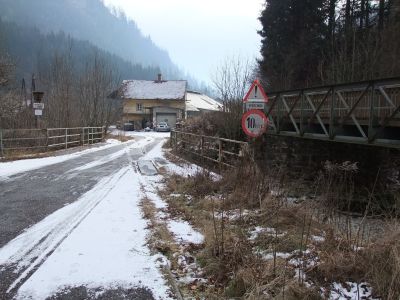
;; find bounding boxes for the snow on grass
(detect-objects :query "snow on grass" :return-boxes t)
[0,139,124,179]
[140,174,204,245]
[167,220,204,245]
[249,226,286,241]
[329,282,376,300]
[0,166,173,299]
[138,145,205,245]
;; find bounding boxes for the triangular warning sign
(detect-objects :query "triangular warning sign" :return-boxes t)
[243,79,269,103]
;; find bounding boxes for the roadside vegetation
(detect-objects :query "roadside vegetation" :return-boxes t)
[148,146,399,299]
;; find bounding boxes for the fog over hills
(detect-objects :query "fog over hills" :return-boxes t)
[0,0,203,86]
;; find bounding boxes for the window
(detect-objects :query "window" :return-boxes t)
[136,103,143,111]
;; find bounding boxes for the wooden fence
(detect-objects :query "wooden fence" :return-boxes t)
[0,127,105,156]
[170,130,250,168]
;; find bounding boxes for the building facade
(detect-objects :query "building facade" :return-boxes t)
[119,74,187,129]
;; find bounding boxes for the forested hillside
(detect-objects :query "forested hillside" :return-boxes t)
[258,0,400,90]
[0,17,171,129]
[0,0,179,76]
[0,19,161,83]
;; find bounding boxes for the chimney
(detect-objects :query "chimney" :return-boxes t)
[157,73,162,82]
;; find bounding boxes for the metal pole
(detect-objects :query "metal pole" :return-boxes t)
[368,83,375,142]
[329,87,335,140]
[300,90,305,136]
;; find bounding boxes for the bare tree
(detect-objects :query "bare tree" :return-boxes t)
[209,55,256,140]
[0,54,24,128]
[211,55,255,104]
[79,51,118,128]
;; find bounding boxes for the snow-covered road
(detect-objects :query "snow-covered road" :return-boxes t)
[0,133,176,299]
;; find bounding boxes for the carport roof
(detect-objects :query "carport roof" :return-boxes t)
[120,80,187,100]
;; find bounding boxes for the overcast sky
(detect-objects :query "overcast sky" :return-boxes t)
[103,0,264,84]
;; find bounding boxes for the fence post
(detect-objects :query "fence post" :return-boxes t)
[218,139,222,168]
[46,129,49,151]
[0,130,4,158]
[65,128,68,149]
[102,126,105,141]
[200,136,204,157]
[81,128,84,146]
[174,131,178,152]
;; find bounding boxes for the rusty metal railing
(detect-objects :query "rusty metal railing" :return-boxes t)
[265,77,400,148]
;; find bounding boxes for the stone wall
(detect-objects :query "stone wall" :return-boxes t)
[253,135,400,210]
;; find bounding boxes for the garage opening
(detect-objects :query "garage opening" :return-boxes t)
[156,113,177,128]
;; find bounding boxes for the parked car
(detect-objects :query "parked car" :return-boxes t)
[155,122,171,132]
[123,122,134,131]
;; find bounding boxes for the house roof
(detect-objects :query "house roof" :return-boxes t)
[121,80,187,100]
[186,91,223,112]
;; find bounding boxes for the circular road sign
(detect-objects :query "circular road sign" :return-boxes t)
[241,109,268,138]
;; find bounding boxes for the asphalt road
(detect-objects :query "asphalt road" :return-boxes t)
[0,137,163,300]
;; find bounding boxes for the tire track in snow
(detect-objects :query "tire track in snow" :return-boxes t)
[0,167,130,297]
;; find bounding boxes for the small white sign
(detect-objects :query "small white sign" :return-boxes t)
[33,103,44,110]
[245,102,265,110]
[34,109,43,116]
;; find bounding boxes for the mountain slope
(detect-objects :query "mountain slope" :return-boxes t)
[0,0,179,75]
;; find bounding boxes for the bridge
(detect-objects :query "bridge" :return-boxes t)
[265,77,400,148]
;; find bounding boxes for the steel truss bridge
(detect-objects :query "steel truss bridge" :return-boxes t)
[265,77,400,148]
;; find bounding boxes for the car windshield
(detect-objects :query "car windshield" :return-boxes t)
[158,122,168,126]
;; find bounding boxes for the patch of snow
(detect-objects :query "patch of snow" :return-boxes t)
[167,220,204,245]
[330,282,376,300]
[0,167,173,299]
[110,129,171,139]
[311,235,326,243]
[254,249,292,260]
[249,226,286,241]
[121,79,186,100]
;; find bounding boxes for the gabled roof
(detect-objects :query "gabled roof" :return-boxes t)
[121,80,187,100]
[186,91,223,112]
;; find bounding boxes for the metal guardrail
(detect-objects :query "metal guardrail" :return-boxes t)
[170,130,250,168]
[265,77,400,148]
[0,127,105,156]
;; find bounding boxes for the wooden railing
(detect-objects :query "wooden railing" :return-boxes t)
[0,127,105,156]
[170,130,250,168]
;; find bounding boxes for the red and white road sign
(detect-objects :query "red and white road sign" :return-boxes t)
[241,109,268,138]
[243,79,269,103]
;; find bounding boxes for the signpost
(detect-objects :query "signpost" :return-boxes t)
[32,91,44,128]
[242,79,269,138]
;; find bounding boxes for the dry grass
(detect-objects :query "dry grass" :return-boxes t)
[156,158,400,299]
[364,222,400,299]
[139,196,177,257]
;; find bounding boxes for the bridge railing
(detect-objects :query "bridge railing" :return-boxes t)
[0,126,105,156]
[265,77,400,148]
[170,130,250,168]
